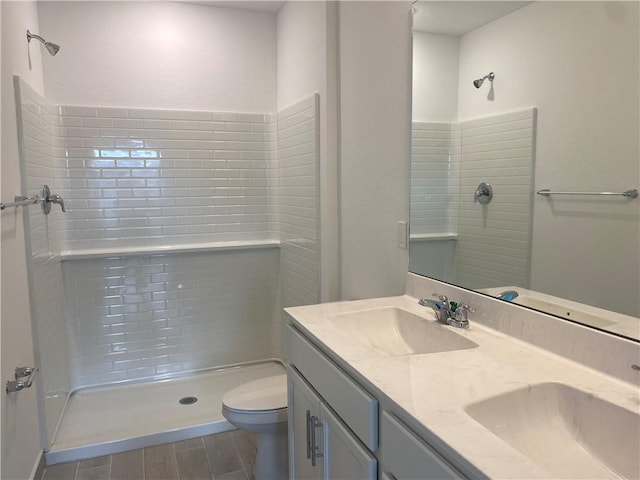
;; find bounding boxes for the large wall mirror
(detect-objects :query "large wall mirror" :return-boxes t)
[410,1,639,341]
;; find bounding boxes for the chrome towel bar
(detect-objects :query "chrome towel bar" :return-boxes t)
[537,188,638,199]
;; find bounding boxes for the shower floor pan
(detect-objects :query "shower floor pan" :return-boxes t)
[46,360,285,465]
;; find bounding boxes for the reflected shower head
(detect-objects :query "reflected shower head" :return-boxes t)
[27,30,60,56]
[473,72,495,88]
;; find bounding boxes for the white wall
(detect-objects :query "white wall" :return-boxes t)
[38,1,277,112]
[458,2,639,316]
[277,1,324,111]
[339,1,412,300]
[277,1,339,302]
[412,32,459,123]
[1,2,45,478]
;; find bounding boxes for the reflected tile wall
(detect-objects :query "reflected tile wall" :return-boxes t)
[410,112,535,290]
[410,122,461,235]
[456,109,536,290]
[59,106,277,250]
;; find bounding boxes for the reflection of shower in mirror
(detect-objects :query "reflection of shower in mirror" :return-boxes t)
[473,72,494,89]
[26,29,61,56]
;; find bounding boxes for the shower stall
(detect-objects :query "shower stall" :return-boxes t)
[15,1,321,464]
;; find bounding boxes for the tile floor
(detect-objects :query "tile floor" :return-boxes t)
[40,430,256,480]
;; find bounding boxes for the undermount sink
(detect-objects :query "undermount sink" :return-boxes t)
[465,383,640,479]
[327,306,478,356]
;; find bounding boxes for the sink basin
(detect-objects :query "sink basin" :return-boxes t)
[327,307,478,356]
[465,383,640,479]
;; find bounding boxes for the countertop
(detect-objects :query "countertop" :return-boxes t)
[285,294,640,479]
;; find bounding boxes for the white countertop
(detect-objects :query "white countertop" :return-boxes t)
[285,294,640,479]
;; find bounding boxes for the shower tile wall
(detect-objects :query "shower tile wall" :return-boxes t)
[410,122,461,236]
[53,105,284,387]
[62,249,280,387]
[455,109,536,289]
[16,80,320,391]
[409,110,535,288]
[409,122,460,282]
[16,78,72,441]
[58,106,277,250]
[43,99,319,388]
[276,95,320,310]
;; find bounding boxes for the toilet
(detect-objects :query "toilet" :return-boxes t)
[222,374,289,479]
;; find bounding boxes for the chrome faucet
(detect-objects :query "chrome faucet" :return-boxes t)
[418,293,474,329]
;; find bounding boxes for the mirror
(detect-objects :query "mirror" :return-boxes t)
[410,1,639,341]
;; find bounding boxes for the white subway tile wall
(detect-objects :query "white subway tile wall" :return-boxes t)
[410,122,461,235]
[455,109,536,289]
[275,95,320,310]
[59,106,278,250]
[17,83,320,389]
[16,78,72,440]
[62,250,281,387]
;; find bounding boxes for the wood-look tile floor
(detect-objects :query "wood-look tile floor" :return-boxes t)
[40,430,256,480]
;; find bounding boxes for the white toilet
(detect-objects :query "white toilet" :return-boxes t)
[222,374,289,480]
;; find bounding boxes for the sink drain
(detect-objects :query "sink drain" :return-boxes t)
[179,396,198,405]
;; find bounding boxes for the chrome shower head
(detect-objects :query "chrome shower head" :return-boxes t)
[45,42,61,56]
[473,72,495,89]
[27,30,60,56]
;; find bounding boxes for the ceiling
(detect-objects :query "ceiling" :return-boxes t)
[178,1,286,13]
[413,1,532,35]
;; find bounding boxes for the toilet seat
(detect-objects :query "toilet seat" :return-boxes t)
[222,405,288,425]
[222,374,288,425]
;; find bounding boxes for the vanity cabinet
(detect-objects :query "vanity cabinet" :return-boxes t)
[288,367,377,480]
[287,324,377,479]
[287,324,464,480]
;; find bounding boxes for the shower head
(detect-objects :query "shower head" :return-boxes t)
[45,42,61,56]
[473,72,495,89]
[27,30,60,56]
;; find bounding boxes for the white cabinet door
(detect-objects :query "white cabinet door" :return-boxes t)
[320,403,377,480]
[288,367,322,480]
[381,412,463,480]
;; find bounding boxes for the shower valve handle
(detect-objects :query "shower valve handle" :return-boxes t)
[40,185,66,214]
[49,194,65,212]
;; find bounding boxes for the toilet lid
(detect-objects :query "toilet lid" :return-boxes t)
[222,374,287,411]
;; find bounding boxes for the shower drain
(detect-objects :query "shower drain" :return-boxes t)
[179,396,198,405]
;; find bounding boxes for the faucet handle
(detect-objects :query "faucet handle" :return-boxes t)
[432,293,449,306]
[456,303,475,313]
[451,303,475,329]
